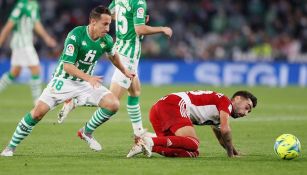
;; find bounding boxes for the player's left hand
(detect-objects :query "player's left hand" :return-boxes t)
[124,70,135,79]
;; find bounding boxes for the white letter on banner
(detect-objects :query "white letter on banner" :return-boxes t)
[152,64,178,86]
[195,63,221,85]
[279,64,289,87]
[299,65,307,87]
[223,64,248,86]
[247,64,277,86]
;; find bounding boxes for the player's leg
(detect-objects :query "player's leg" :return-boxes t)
[29,65,41,104]
[0,66,21,92]
[78,86,119,151]
[26,47,41,104]
[152,146,199,157]
[126,75,146,137]
[0,100,50,157]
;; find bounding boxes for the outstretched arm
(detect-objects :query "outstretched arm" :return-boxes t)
[134,25,172,38]
[34,21,57,47]
[218,110,238,157]
[0,20,15,47]
[211,125,239,156]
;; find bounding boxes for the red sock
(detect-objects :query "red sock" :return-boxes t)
[152,136,199,151]
[153,146,199,157]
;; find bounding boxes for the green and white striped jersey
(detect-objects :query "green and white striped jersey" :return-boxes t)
[109,0,147,60]
[9,0,40,49]
[53,26,115,81]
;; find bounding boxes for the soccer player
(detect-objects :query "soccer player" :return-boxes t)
[127,90,257,158]
[0,5,134,157]
[0,0,57,104]
[58,0,172,139]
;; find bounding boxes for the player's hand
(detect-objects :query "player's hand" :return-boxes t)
[88,76,103,88]
[162,27,173,38]
[124,69,135,79]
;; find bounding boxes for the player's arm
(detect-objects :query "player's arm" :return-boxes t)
[134,25,172,38]
[211,125,239,156]
[0,20,15,47]
[34,21,57,47]
[63,63,102,87]
[107,52,135,79]
[219,110,236,157]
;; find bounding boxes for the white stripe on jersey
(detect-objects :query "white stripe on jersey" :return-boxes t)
[133,36,140,60]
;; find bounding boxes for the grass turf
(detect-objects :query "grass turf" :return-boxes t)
[0,84,306,175]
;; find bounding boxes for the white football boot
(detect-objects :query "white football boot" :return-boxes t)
[127,137,153,158]
[0,147,15,157]
[77,127,102,151]
[58,98,76,123]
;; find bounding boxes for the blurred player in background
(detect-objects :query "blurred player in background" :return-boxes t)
[0,5,134,157]
[0,0,57,104]
[127,90,257,158]
[58,0,172,141]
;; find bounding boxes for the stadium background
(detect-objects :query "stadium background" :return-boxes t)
[0,1,306,175]
[0,0,307,86]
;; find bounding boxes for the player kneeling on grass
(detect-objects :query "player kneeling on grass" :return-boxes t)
[0,5,134,157]
[127,90,257,158]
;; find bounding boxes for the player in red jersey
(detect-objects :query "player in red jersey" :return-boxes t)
[127,90,257,158]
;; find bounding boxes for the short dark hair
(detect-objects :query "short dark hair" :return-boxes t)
[89,5,111,20]
[232,90,257,108]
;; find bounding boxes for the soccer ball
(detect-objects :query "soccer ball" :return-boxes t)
[274,134,301,160]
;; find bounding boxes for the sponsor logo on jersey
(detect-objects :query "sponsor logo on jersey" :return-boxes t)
[65,44,74,56]
[136,7,145,18]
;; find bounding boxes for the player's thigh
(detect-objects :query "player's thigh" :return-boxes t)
[128,75,141,96]
[39,78,81,109]
[110,81,128,100]
[11,47,39,66]
[174,126,198,139]
[78,84,113,107]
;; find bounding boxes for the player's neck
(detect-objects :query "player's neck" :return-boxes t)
[88,25,99,41]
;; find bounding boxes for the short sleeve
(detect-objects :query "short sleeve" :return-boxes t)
[61,29,80,64]
[9,2,24,23]
[132,0,147,26]
[108,0,115,15]
[217,96,232,115]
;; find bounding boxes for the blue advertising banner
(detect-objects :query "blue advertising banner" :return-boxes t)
[0,59,306,87]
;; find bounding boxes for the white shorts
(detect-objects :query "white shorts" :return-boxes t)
[11,46,39,66]
[111,54,139,89]
[39,77,111,109]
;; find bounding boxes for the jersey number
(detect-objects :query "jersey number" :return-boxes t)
[116,6,128,34]
[52,79,64,91]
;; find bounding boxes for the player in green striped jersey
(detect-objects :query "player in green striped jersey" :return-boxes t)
[58,0,172,141]
[0,5,134,157]
[0,0,57,104]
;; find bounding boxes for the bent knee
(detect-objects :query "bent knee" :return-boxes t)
[106,99,120,112]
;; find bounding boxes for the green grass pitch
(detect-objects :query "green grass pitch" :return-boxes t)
[0,84,306,175]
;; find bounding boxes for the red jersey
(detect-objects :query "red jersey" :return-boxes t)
[171,90,233,126]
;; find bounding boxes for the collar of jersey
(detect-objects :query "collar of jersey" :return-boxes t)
[86,26,101,42]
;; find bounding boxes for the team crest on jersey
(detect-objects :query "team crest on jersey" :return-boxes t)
[100,42,106,49]
[137,7,145,18]
[65,44,74,56]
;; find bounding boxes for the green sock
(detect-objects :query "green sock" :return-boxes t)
[30,74,42,102]
[127,96,144,135]
[8,113,39,148]
[85,108,115,134]
[0,72,14,92]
